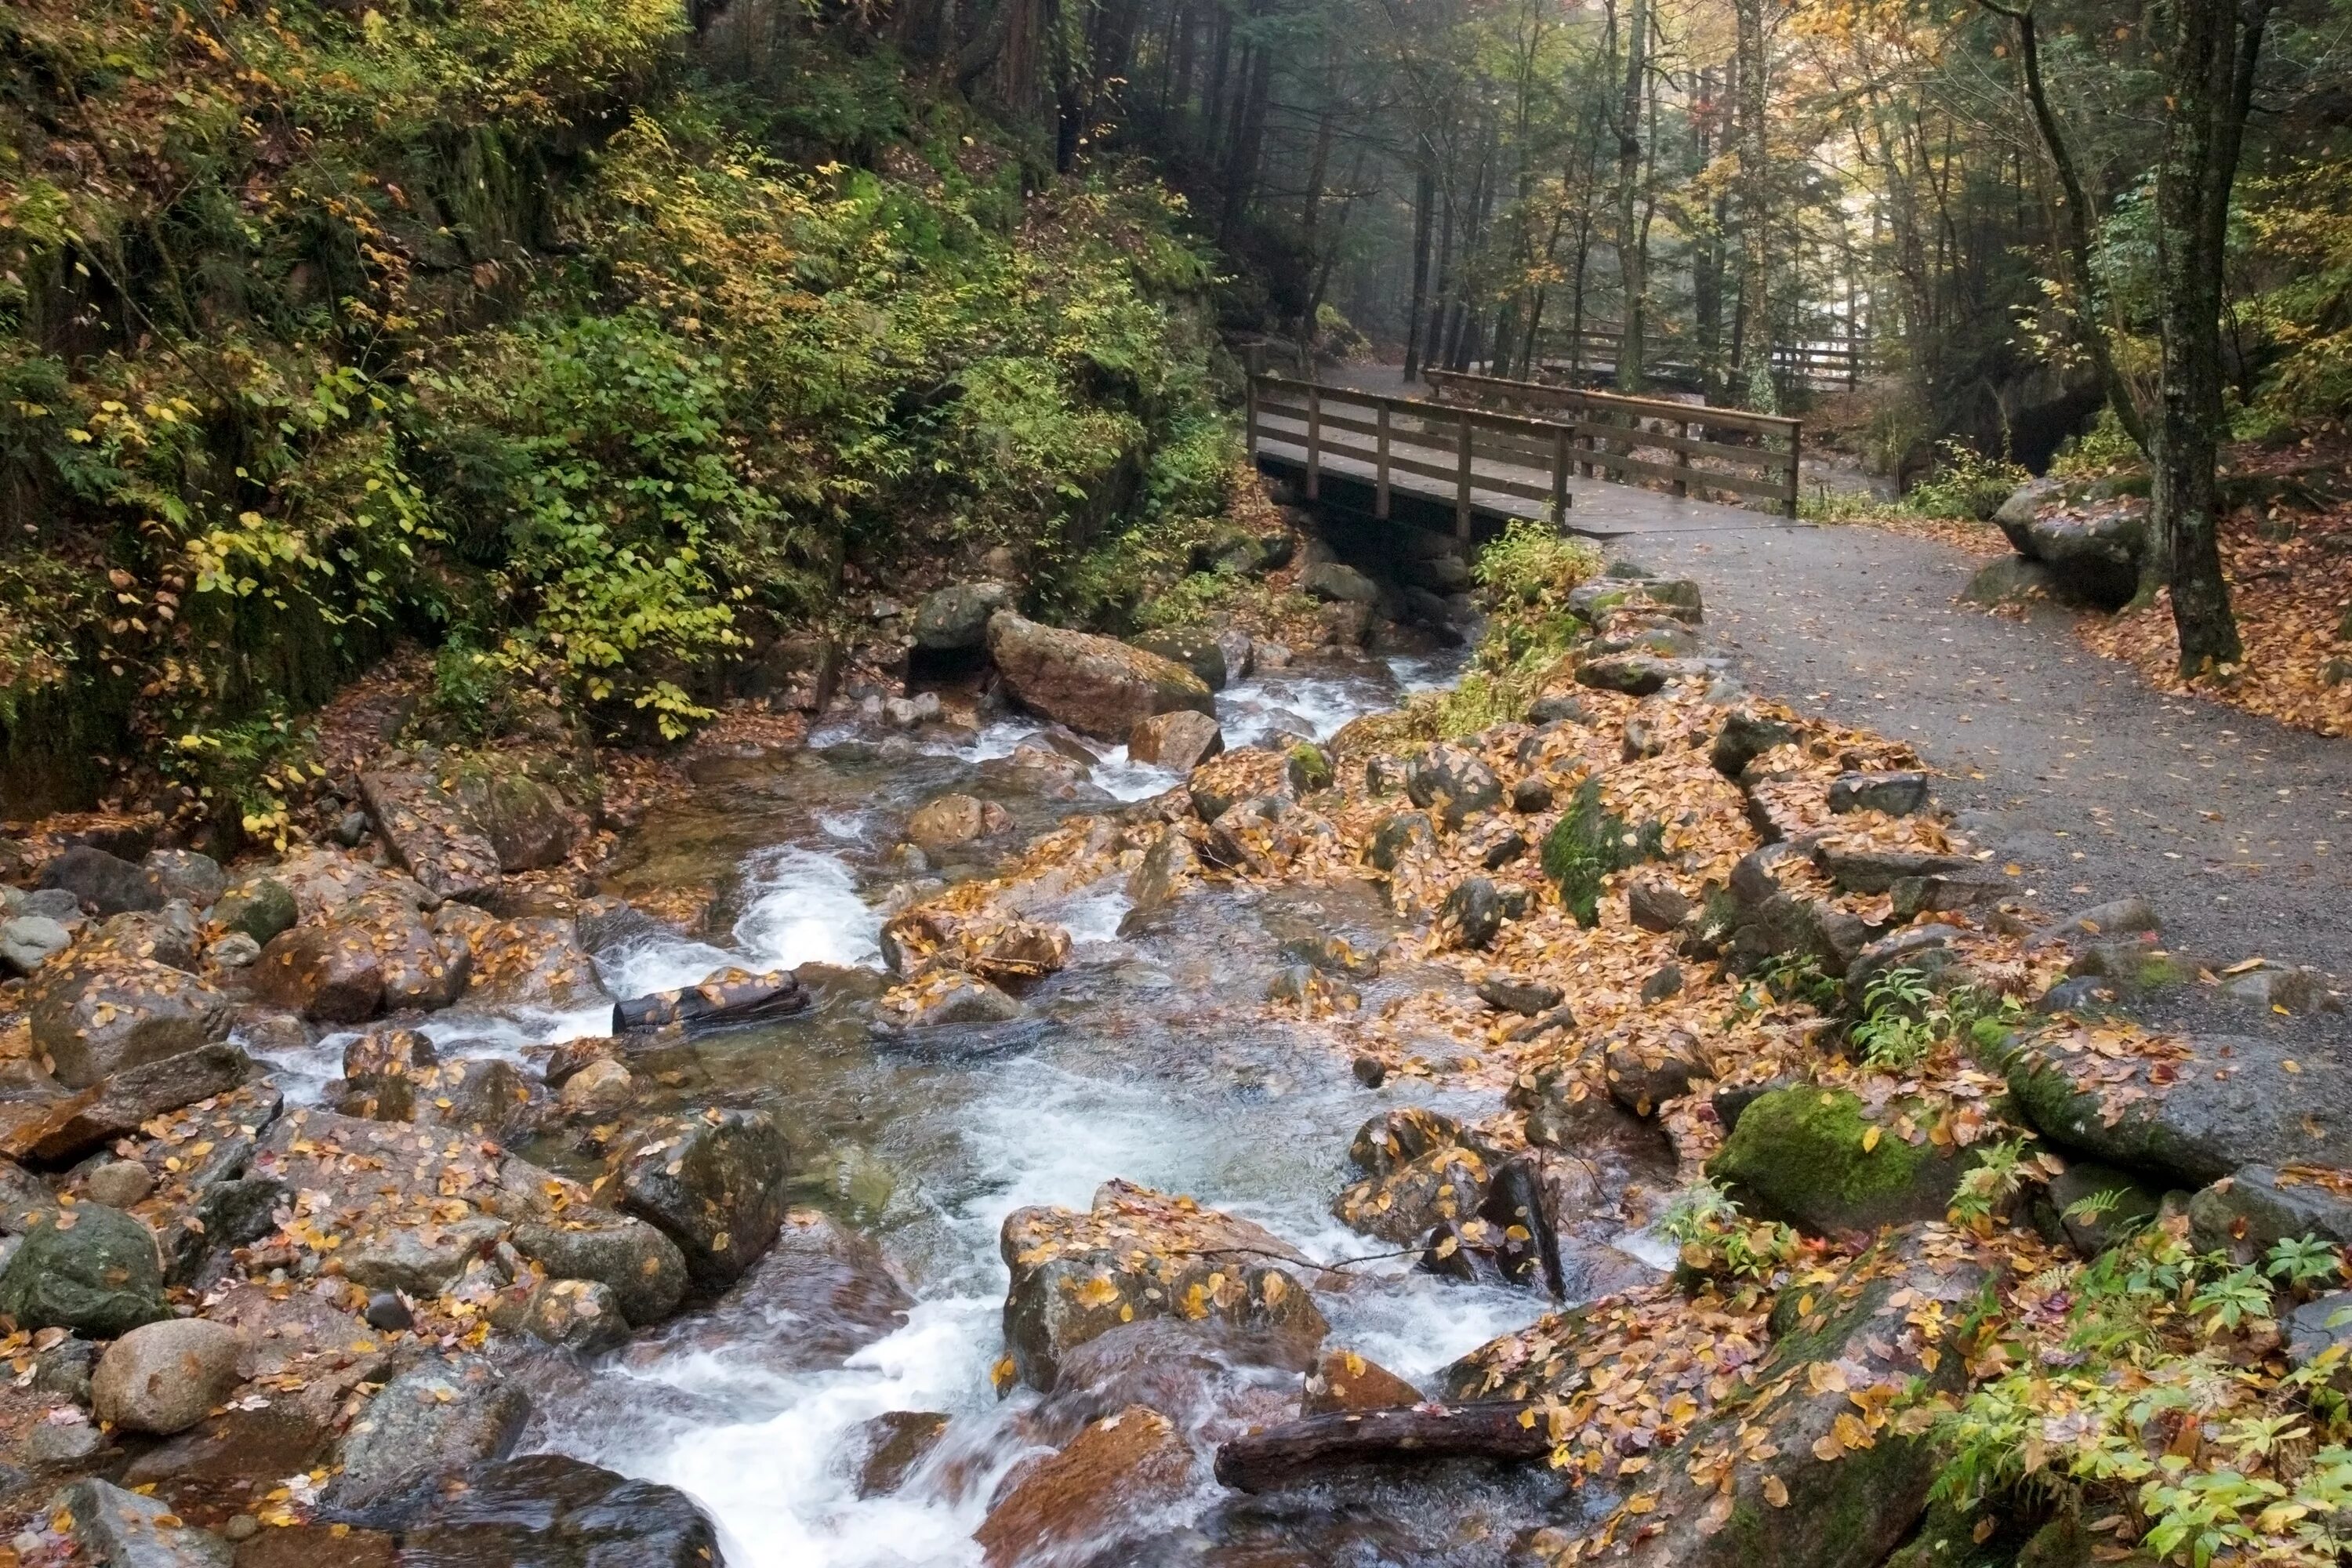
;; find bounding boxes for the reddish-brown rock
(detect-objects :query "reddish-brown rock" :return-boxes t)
[974,1405,1192,1568]
[986,612,1214,740]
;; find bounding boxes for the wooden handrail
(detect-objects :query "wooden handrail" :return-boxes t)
[1247,372,1577,539]
[1425,367,1798,437]
[1422,366,1802,519]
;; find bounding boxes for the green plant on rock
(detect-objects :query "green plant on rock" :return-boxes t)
[1933,1220,2352,1566]
[1659,1180,1803,1285]
[1540,778,1664,927]
[1758,953,1843,1011]
[1472,519,1600,667]
[1904,440,2030,521]
[1947,1137,2032,1230]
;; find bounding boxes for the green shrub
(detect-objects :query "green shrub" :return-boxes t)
[1905,439,2029,521]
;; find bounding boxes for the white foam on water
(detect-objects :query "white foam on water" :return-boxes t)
[617,1300,1007,1568]
[734,846,884,971]
[1614,1220,1682,1272]
[1042,880,1134,947]
[817,810,874,842]
[1387,653,1459,695]
[1083,746,1182,801]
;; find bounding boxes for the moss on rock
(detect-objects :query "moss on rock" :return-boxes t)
[1540,779,1663,927]
[1707,1086,1970,1235]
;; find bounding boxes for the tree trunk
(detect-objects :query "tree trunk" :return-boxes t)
[1403,163,1436,380]
[1214,1403,1550,1493]
[1732,0,1773,410]
[2147,0,2263,670]
[1611,0,1650,391]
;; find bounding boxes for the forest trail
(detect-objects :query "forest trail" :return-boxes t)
[1323,365,2349,988]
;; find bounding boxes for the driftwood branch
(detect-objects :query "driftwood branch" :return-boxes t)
[1213,1401,1548,1493]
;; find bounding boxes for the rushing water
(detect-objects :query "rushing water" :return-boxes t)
[272,652,1592,1566]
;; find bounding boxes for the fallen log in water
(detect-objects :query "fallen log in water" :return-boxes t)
[612,967,809,1033]
[1212,1401,1549,1493]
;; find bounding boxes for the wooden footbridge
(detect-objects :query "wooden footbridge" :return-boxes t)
[1247,366,1802,542]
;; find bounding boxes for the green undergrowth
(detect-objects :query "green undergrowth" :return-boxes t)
[1933,1221,2352,1566]
[1414,519,1602,738]
[0,0,1229,827]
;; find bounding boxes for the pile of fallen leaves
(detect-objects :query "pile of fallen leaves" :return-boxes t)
[2078,503,2352,737]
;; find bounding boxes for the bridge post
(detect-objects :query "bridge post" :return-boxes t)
[1245,373,1260,462]
[1675,419,1690,499]
[1454,409,1472,543]
[1550,426,1569,528]
[1785,424,1802,520]
[1375,402,1392,520]
[1306,385,1323,500]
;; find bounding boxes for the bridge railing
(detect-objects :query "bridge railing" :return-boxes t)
[1247,373,1578,541]
[1423,368,1802,519]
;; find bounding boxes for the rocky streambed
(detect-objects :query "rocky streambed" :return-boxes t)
[0,535,2344,1568]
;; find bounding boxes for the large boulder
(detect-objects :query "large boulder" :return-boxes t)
[211,875,299,946]
[2007,499,2147,609]
[1707,1087,1973,1236]
[143,849,226,909]
[613,1109,792,1294]
[0,1203,170,1337]
[912,580,1015,652]
[985,612,1214,740]
[1994,1029,2352,1188]
[326,1356,528,1509]
[1000,1180,1328,1392]
[2187,1166,2352,1262]
[394,1453,723,1567]
[1585,1232,1987,1568]
[1331,1109,1488,1243]
[446,759,587,873]
[1130,627,1228,691]
[251,889,467,1022]
[1301,561,1381,605]
[1127,710,1225,772]
[93,1318,248,1436]
[0,913,74,977]
[30,951,228,1087]
[510,1214,691,1327]
[1404,744,1501,826]
[358,767,503,904]
[5,1040,253,1163]
[975,1405,1192,1568]
[905,793,1010,851]
[39,845,167,915]
[57,1479,232,1567]
[466,916,605,1011]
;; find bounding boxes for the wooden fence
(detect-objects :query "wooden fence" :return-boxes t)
[1246,374,1582,540]
[1423,367,1802,518]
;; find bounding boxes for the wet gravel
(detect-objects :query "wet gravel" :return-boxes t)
[1561,486,2347,1013]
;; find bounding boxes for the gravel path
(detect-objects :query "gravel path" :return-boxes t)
[1577,484,2350,992]
[1307,365,2347,989]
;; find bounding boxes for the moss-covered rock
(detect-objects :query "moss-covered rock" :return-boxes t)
[1599,1231,1990,1568]
[1706,1086,1973,1235]
[1540,779,1661,927]
[1992,1029,2352,1189]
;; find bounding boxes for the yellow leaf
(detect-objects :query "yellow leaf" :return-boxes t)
[1762,1475,1790,1508]
[1861,1126,1881,1153]
[1073,1275,1122,1309]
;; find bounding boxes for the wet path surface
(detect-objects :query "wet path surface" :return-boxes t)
[1323,363,2347,982]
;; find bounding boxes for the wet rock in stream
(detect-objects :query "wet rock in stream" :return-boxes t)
[612,1109,793,1294]
[383,1451,723,1567]
[1000,1181,1330,1393]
